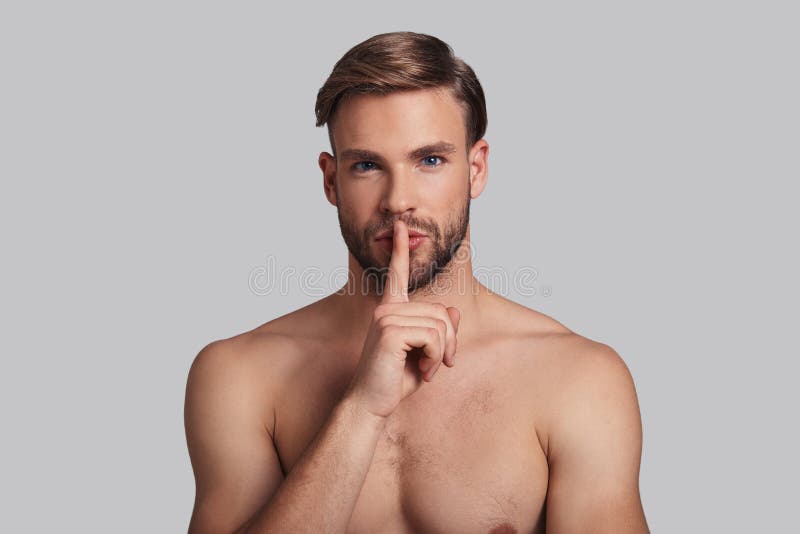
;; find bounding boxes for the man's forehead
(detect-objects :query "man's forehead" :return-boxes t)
[331,88,468,154]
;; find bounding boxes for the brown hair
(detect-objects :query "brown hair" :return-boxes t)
[315,31,487,157]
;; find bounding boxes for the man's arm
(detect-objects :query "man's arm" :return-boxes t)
[544,343,649,534]
[184,338,387,534]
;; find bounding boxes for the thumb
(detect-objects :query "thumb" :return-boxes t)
[447,306,461,333]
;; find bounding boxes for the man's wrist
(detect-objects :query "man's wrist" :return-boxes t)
[337,392,390,433]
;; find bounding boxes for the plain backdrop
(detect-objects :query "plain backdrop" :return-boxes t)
[1,1,797,532]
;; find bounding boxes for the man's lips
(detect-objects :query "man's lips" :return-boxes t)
[374,229,427,240]
[376,234,427,252]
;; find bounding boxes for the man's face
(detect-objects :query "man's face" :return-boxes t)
[325,88,475,294]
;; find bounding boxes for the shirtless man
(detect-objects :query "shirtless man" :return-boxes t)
[184,31,649,533]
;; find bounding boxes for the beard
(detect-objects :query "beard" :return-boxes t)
[337,189,471,296]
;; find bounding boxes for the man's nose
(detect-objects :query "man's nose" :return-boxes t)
[379,169,420,215]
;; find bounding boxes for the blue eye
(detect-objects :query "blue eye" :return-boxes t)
[351,156,445,174]
[353,161,378,173]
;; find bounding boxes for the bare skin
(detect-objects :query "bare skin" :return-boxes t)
[184,88,648,533]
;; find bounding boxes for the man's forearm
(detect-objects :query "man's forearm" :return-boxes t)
[236,394,387,534]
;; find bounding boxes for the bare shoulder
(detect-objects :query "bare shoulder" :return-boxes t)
[185,335,290,443]
[530,331,641,468]
[539,331,639,423]
[194,292,338,365]
[187,299,332,432]
[488,293,633,378]
[485,295,640,448]
[189,321,304,383]
[497,303,648,530]
[184,304,334,533]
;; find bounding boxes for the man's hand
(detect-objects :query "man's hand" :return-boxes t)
[344,219,461,419]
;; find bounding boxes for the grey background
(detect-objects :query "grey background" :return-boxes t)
[2,1,797,532]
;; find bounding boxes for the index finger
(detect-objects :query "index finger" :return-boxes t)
[381,219,409,303]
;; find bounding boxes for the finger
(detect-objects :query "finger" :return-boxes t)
[378,314,447,364]
[392,326,442,382]
[381,219,409,304]
[444,306,461,367]
[419,355,443,382]
[445,306,461,366]
[447,306,461,332]
[378,302,458,366]
[426,359,443,380]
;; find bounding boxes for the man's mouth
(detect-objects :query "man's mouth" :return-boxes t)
[376,235,427,251]
[374,229,427,240]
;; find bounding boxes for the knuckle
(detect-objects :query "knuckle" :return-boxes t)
[375,315,390,329]
[373,304,388,321]
[381,323,400,338]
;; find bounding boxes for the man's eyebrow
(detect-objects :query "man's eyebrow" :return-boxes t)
[338,141,458,162]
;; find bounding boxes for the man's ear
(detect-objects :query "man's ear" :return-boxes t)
[319,152,338,206]
[468,139,489,199]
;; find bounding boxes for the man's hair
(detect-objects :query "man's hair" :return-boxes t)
[315,31,487,157]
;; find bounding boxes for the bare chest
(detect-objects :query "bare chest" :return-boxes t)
[274,354,549,533]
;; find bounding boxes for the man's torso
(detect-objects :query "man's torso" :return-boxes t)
[231,292,595,533]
